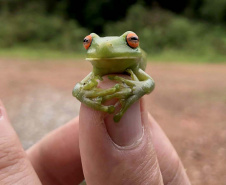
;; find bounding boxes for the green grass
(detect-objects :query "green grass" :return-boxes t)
[147,49,226,63]
[0,47,85,60]
[0,47,225,63]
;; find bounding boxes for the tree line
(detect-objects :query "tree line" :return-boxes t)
[1,0,225,33]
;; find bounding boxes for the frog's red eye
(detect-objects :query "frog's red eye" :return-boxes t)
[126,33,139,48]
[83,35,92,50]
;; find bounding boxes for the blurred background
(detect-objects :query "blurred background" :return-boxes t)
[0,0,225,184]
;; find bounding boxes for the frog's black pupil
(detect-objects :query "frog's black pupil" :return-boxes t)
[83,38,89,43]
[130,37,138,41]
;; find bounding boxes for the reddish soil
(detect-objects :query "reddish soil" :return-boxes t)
[0,58,226,185]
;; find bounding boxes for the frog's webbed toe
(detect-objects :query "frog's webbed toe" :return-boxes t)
[113,94,139,122]
[102,87,133,102]
[82,97,115,113]
[108,76,136,87]
[85,84,120,98]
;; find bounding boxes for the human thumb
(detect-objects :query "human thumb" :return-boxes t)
[79,76,163,185]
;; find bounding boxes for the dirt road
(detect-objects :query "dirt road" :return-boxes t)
[0,58,225,185]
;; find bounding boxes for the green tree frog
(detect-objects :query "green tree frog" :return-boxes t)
[73,31,155,122]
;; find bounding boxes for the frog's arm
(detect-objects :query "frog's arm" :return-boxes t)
[108,68,155,122]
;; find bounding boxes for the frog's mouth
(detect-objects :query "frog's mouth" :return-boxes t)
[85,56,142,76]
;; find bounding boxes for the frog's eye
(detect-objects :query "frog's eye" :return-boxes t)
[126,33,139,48]
[83,35,92,49]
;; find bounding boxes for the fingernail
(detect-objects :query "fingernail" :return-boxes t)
[104,101,143,148]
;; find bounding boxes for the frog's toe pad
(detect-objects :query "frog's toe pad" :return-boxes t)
[72,83,82,97]
[113,113,123,122]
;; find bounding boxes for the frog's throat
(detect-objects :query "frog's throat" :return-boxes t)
[86,57,139,61]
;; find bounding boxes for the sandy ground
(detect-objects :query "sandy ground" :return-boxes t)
[0,58,226,185]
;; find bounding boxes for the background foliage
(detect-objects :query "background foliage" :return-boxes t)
[0,0,225,61]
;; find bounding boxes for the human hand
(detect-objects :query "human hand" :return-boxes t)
[0,77,191,185]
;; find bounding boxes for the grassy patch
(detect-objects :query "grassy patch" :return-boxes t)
[0,47,85,60]
[147,49,226,63]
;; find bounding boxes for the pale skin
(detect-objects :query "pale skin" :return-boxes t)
[0,77,191,185]
[73,31,155,122]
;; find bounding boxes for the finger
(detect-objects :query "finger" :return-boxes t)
[79,76,163,185]
[27,117,84,185]
[147,113,191,185]
[0,100,41,184]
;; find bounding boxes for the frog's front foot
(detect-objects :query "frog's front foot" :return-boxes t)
[73,81,121,113]
[108,75,155,122]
